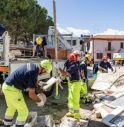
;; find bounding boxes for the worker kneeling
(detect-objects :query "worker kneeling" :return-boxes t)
[2,60,52,127]
[63,53,82,120]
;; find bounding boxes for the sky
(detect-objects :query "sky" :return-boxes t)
[37,0,124,36]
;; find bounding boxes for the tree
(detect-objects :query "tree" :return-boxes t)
[0,0,54,44]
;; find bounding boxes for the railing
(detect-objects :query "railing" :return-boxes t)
[49,27,72,50]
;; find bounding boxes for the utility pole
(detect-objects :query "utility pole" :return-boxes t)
[53,0,59,99]
[53,0,58,60]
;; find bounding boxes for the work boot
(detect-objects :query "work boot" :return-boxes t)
[66,112,74,117]
[74,113,80,121]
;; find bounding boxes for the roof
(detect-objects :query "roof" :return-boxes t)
[92,35,124,41]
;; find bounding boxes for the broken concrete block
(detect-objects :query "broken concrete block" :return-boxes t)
[92,69,124,91]
[59,116,88,127]
[37,115,56,127]
[25,112,37,127]
[95,111,102,119]
[59,117,78,127]
[79,119,89,127]
[102,107,124,127]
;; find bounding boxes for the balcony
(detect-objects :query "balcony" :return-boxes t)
[104,47,115,51]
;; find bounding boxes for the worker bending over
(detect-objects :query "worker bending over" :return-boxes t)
[98,55,113,73]
[33,36,47,58]
[2,60,52,127]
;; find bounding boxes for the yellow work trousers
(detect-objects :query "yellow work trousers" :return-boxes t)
[68,81,81,113]
[2,83,29,126]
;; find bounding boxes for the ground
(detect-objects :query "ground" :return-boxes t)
[0,84,108,127]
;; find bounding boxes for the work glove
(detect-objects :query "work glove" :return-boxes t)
[24,123,31,127]
[103,69,108,73]
[38,81,46,88]
[36,93,47,107]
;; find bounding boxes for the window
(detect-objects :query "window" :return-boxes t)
[67,40,71,45]
[120,42,123,48]
[72,40,76,46]
[97,53,103,59]
[80,40,83,45]
[108,42,111,51]
[107,53,111,59]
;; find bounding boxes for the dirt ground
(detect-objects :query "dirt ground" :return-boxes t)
[0,84,108,127]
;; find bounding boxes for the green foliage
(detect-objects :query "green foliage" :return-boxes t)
[0,0,54,44]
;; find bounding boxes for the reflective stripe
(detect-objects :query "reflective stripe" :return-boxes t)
[16,120,25,125]
[27,63,31,71]
[5,115,13,120]
[4,120,12,126]
[4,115,13,126]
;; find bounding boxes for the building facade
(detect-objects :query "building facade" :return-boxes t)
[90,35,124,62]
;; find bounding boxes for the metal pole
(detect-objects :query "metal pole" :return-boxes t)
[92,35,94,60]
[53,0,58,60]
[53,0,59,99]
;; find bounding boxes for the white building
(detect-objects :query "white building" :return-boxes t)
[48,26,91,53]
[90,35,124,62]
[64,36,82,51]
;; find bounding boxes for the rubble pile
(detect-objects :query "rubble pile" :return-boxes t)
[92,66,124,127]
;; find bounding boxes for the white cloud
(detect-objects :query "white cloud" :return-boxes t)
[95,28,124,35]
[57,25,90,37]
[57,25,124,36]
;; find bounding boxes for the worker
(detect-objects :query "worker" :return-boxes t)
[32,36,47,58]
[98,55,114,73]
[2,60,52,127]
[72,50,91,104]
[62,53,82,120]
[63,50,80,71]
[62,50,80,83]
[73,50,81,61]
[93,62,98,79]
[80,58,92,103]
[85,53,92,66]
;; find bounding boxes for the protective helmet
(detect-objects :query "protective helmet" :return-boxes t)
[85,54,90,58]
[36,37,43,45]
[73,50,80,56]
[40,60,52,73]
[68,53,76,62]
[102,55,108,60]
[85,54,91,61]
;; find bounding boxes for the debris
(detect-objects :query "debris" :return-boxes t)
[37,115,56,127]
[95,111,102,119]
[59,116,88,127]
[59,117,79,127]
[92,68,124,91]
[102,107,124,127]
[25,112,37,127]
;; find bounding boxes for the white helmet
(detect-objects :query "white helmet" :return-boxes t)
[73,50,80,55]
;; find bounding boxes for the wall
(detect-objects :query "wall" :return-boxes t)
[64,37,82,51]
[93,40,124,62]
